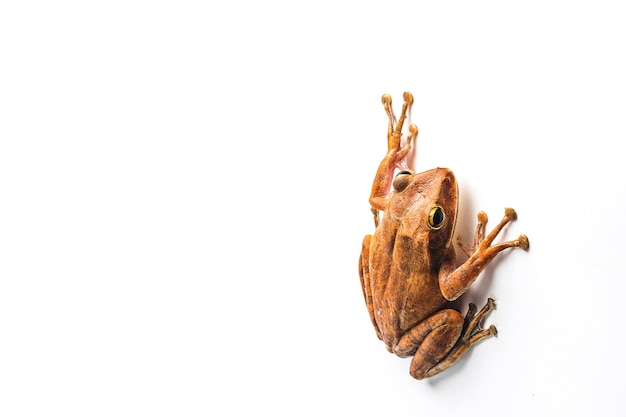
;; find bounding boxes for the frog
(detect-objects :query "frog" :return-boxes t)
[358,92,529,380]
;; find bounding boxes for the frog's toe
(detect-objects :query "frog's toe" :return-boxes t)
[504,207,517,221]
[466,303,477,318]
[518,234,529,250]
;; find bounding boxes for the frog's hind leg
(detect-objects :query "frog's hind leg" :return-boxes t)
[421,298,498,379]
[359,235,382,340]
[394,309,465,380]
[396,299,497,380]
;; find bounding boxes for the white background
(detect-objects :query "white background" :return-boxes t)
[1,1,625,416]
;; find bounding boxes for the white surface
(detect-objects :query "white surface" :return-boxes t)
[1,1,625,416]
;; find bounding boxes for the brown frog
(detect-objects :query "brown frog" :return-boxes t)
[359,92,529,380]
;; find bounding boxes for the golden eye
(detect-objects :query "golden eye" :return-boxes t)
[428,206,445,230]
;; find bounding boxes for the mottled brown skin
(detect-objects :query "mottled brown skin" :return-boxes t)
[359,92,529,380]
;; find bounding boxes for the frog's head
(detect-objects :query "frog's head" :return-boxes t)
[389,167,458,251]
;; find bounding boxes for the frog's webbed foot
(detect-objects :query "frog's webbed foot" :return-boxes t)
[457,208,529,258]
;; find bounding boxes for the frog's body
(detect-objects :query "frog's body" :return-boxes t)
[359,92,529,380]
[369,168,454,350]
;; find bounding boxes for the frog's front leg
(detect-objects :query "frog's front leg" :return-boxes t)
[439,208,529,301]
[369,92,418,211]
[395,299,497,380]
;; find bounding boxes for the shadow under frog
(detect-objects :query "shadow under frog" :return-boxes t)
[359,92,529,380]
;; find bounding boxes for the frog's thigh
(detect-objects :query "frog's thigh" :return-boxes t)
[359,235,381,338]
[395,309,463,379]
[359,235,371,297]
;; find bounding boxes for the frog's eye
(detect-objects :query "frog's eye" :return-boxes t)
[392,171,412,192]
[428,206,446,230]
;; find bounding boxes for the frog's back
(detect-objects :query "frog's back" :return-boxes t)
[369,230,448,349]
